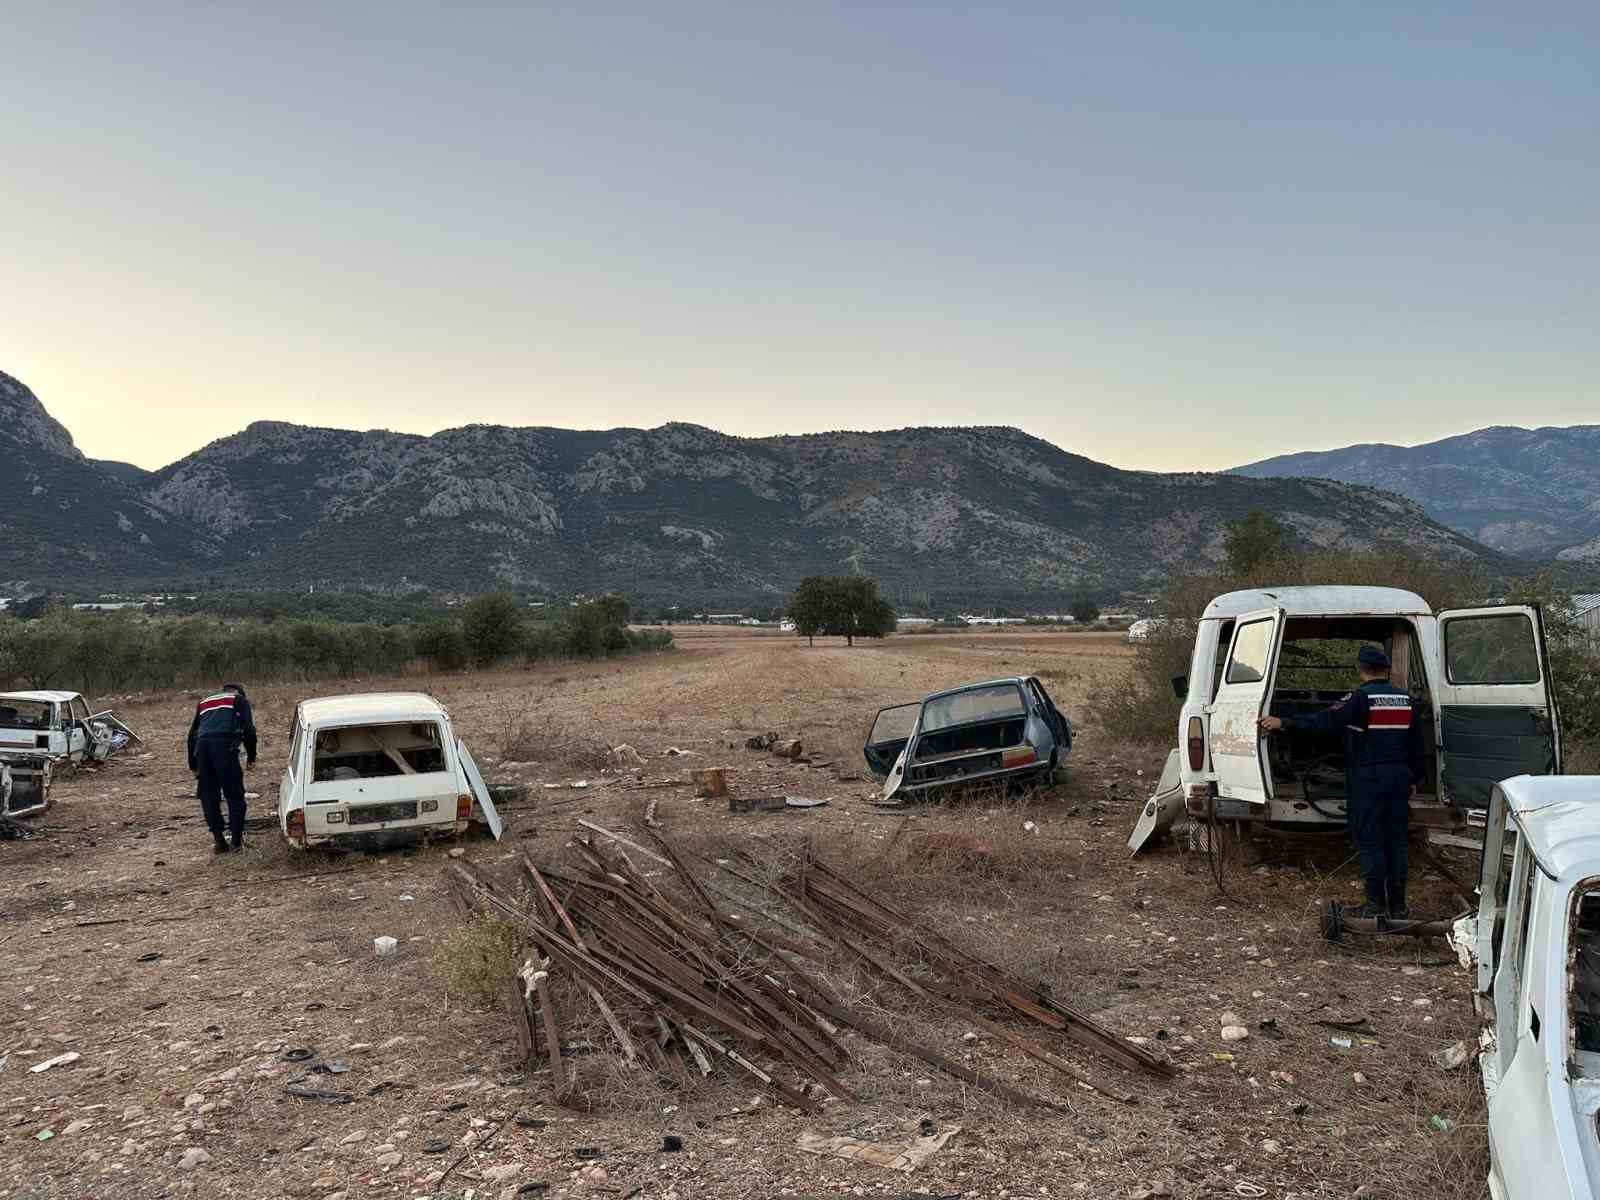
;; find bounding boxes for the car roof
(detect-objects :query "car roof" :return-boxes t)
[924,677,1028,701]
[0,690,81,704]
[297,692,449,727]
[1201,586,1432,620]
[1501,775,1600,884]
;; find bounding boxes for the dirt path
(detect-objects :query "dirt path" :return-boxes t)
[0,632,1485,1199]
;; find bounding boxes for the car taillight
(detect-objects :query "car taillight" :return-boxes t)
[1001,746,1038,768]
[456,794,472,822]
[1186,716,1205,772]
[286,810,305,844]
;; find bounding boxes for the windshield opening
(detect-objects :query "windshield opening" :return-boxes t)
[920,684,1026,734]
[312,721,447,781]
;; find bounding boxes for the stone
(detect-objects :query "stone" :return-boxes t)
[62,1119,94,1136]
[339,1130,368,1146]
[1262,1139,1283,1154]
[482,1163,523,1183]
[176,1148,212,1170]
[183,1093,205,1110]
[375,1151,403,1168]
[1220,1026,1250,1043]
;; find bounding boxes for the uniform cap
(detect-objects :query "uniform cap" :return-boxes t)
[1357,645,1390,670]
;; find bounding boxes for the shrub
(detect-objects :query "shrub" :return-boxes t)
[416,619,469,671]
[462,591,525,667]
[442,915,527,1008]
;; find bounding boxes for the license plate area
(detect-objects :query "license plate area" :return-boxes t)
[347,801,419,825]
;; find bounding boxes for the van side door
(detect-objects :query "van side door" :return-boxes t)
[1206,607,1285,807]
[1436,606,1561,815]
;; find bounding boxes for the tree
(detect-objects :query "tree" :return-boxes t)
[1069,595,1101,624]
[461,592,524,666]
[788,575,896,646]
[1223,511,1287,575]
[567,595,631,658]
[788,577,833,647]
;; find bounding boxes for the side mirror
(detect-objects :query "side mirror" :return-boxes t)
[1171,675,1188,701]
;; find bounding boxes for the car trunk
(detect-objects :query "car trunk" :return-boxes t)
[906,717,1029,786]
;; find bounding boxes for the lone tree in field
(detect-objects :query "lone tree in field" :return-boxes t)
[461,591,524,666]
[787,575,896,647]
[1224,510,1287,575]
[1069,594,1101,624]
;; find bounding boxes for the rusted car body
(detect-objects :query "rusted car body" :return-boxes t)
[1450,775,1600,1199]
[1129,586,1562,852]
[864,676,1072,804]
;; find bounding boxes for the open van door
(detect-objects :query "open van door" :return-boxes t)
[1436,606,1561,815]
[1207,607,1285,807]
[864,703,919,779]
[456,739,504,840]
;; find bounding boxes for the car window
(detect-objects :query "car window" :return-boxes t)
[868,703,919,746]
[0,700,52,729]
[310,721,449,782]
[1445,613,1540,685]
[1225,619,1275,686]
[287,720,305,780]
[70,697,91,722]
[920,684,1027,733]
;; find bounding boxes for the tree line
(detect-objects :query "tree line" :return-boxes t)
[0,593,669,695]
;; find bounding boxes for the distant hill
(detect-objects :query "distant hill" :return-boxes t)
[3,367,1504,603]
[1235,425,1600,563]
[0,370,218,590]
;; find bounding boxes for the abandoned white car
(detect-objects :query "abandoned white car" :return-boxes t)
[1129,586,1561,851]
[1452,775,1600,1200]
[0,690,142,817]
[279,693,502,850]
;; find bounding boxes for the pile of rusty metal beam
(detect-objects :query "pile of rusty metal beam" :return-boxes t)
[443,830,1171,1113]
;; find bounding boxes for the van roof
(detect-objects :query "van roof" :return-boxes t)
[297,692,448,727]
[1201,586,1432,620]
[0,690,81,705]
[1500,775,1600,884]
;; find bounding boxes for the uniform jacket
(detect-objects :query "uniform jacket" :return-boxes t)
[1285,678,1424,784]
[187,686,258,769]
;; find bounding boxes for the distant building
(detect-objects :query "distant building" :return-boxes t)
[896,617,935,627]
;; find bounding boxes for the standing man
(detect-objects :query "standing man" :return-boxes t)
[187,683,257,853]
[1259,645,1422,919]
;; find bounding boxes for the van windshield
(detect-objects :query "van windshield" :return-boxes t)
[312,721,447,781]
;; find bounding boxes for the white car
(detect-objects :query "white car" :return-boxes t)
[278,693,502,850]
[1452,775,1600,1199]
[1129,585,1562,852]
[0,690,142,816]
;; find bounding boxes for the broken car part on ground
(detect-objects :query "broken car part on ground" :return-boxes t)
[444,826,1170,1118]
[865,676,1073,806]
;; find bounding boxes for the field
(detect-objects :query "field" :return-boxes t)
[0,629,1487,1200]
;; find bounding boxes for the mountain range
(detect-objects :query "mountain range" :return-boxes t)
[0,368,1515,605]
[1236,426,1600,563]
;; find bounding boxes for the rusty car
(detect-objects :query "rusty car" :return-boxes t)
[864,676,1073,804]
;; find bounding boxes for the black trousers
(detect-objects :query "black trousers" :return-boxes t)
[1347,767,1410,910]
[196,738,246,842]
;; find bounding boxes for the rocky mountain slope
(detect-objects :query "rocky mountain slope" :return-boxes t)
[1235,426,1600,562]
[4,368,1503,602]
[0,371,218,589]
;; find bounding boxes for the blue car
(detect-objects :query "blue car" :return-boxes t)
[863,676,1073,803]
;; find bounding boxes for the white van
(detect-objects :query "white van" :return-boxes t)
[1130,586,1561,850]
[0,690,142,816]
[278,693,502,850]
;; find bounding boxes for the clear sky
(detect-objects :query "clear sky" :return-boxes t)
[3,2,1596,472]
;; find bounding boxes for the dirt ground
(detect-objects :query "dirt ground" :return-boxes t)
[1,629,1489,1200]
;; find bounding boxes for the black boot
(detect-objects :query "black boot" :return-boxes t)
[212,832,229,854]
[230,834,245,853]
[1389,890,1409,921]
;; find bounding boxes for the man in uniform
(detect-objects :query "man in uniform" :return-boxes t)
[187,683,258,853]
[1259,645,1422,919]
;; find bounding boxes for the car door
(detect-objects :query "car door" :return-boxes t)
[1436,606,1561,814]
[456,738,504,840]
[1206,607,1285,806]
[863,703,920,778]
[66,697,91,761]
[1025,677,1072,750]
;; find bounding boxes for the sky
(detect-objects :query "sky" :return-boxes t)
[3,2,1596,472]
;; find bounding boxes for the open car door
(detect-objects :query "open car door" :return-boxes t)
[863,703,919,779]
[1436,606,1561,816]
[1207,607,1285,807]
[1025,677,1072,751]
[456,739,504,840]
